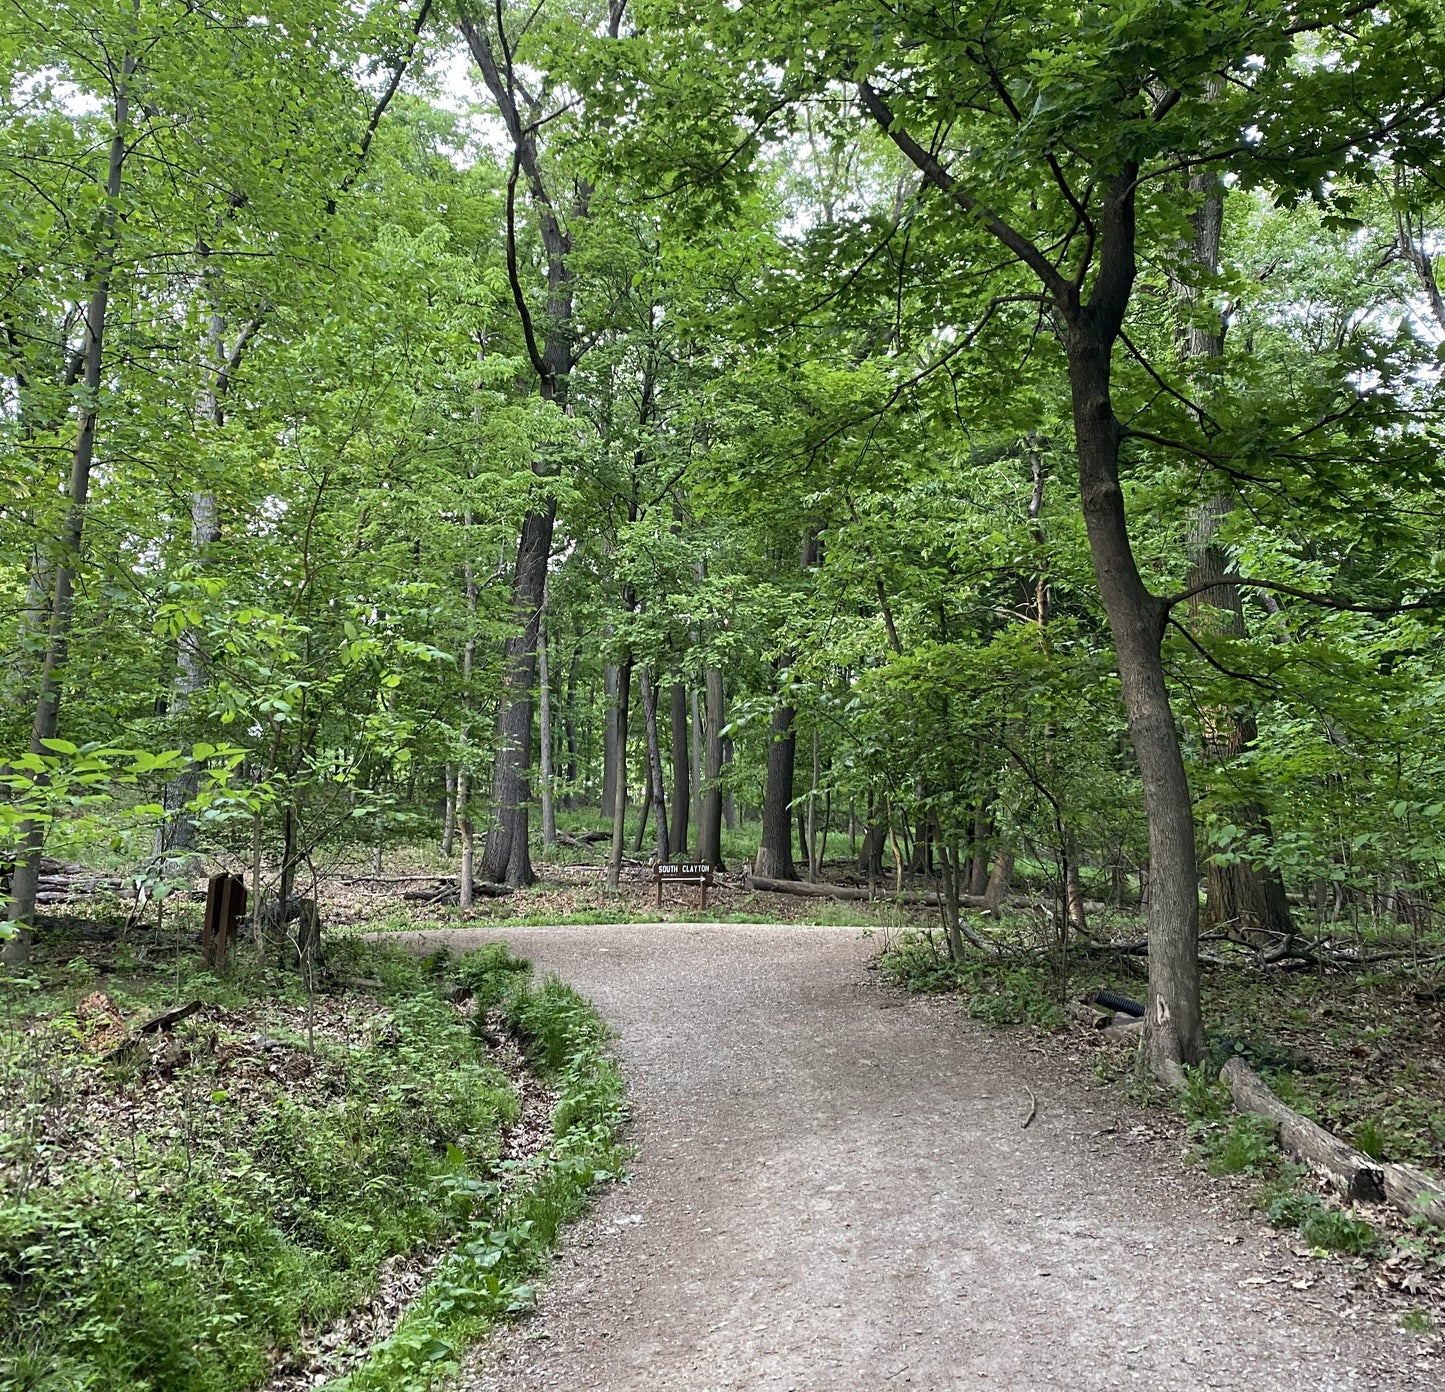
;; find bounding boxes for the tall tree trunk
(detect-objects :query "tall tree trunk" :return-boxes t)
[1071,321,1203,1075]
[563,643,580,808]
[1178,170,1293,945]
[984,847,1014,915]
[462,16,576,889]
[857,89,1202,1078]
[157,312,225,858]
[754,700,797,880]
[602,661,620,818]
[5,53,133,958]
[669,681,690,855]
[722,735,736,831]
[538,608,557,851]
[639,667,669,861]
[606,654,633,890]
[806,730,820,879]
[697,667,726,868]
[458,536,479,912]
[690,687,703,839]
[969,798,993,897]
[458,768,474,913]
[442,765,457,856]
[480,503,554,885]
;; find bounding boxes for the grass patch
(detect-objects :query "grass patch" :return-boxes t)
[1261,1188,1382,1257]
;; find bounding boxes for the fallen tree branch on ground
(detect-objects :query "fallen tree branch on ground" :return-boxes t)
[1221,1056,1385,1203]
[401,881,512,905]
[744,870,1018,910]
[1382,1162,1445,1227]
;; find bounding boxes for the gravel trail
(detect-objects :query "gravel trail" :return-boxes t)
[393,922,1431,1391]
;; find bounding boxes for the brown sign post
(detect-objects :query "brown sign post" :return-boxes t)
[202,874,247,968]
[652,861,715,910]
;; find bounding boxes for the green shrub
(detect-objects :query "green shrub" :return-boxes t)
[1263,1189,1381,1256]
[1203,1116,1277,1177]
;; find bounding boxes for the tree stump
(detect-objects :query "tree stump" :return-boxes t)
[202,874,247,968]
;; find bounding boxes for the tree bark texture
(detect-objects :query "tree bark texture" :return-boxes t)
[697,667,725,868]
[606,654,633,891]
[669,680,689,855]
[1071,324,1203,1074]
[480,502,554,886]
[754,701,797,881]
[538,609,557,850]
[5,54,133,956]
[690,687,703,839]
[639,667,669,861]
[462,14,575,889]
[602,661,619,818]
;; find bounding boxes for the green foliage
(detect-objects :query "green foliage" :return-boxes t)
[1262,1191,1381,1258]
[0,939,624,1392]
[330,955,626,1392]
[1353,1117,1387,1162]
[878,930,1064,1029]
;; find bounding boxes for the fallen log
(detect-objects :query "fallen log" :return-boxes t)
[1220,1056,1384,1203]
[400,880,512,904]
[745,871,975,908]
[1100,1018,1145,1041]
[1383,1161,1445,1228]
[556,830,611,846]
[137,1000,203,1034]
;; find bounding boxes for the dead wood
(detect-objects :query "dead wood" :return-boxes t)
[746,871,989,908]
[400,880,512,904]
[1382,1161,1445,1229]
[1220,1056,1384,1203]
[137,1000,203,1034]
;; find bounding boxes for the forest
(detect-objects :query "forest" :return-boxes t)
[5,0,1445,1384]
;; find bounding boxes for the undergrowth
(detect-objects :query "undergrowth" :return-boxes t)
[332,954,627,1392]
[877,926,1064,1028]
[0,936,625,1392]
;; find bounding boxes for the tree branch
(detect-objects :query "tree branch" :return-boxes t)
[856,80,1072,307]
[1163,577,1445,616]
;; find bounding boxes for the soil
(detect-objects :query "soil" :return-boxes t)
[380,921,1442,1392]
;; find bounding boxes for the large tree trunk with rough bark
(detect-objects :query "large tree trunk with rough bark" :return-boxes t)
[1070,319,1203,1076]
[639,668,669,861]
[605,655,633,891]
[538,609,557,851]
[754,700,797,880]
[602,661,619,817]
[669,681,689,855]
[481,503,554,885]
[462,14,577,889]
[696,667,725,868]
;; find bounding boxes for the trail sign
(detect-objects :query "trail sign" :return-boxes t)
[653,861,715,909]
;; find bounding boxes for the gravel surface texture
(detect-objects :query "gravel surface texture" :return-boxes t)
[391,921,1435,1391]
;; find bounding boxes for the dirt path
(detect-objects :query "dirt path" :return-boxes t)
[396,922,1433,1391]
